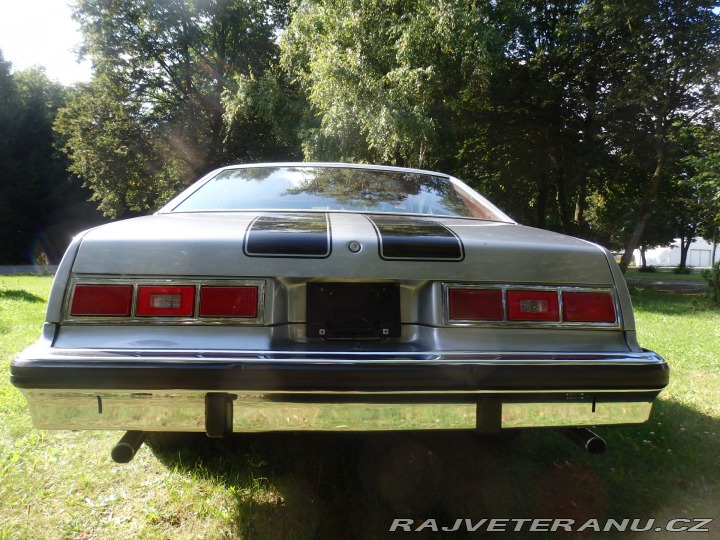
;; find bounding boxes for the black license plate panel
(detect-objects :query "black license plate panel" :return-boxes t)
[306,282,401,339]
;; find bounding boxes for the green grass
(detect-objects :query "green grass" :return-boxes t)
[625,267,706,282]
[1,277,719,539]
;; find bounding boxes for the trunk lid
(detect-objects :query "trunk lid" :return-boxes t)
[71,212,614,285]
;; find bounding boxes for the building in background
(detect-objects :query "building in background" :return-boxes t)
[634,238,719,268]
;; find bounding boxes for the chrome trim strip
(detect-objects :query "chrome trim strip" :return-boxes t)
[16,346,666,367]
[63,277,266,325]
[19,389,654,431]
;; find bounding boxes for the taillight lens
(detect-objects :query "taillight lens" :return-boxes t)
[447,285,617,326]
[199,286,259,318]
[563,291,616,323]
[507,290,559,321]
[448,288,503,320]
[70,284,133,316]
[136,285,195,317]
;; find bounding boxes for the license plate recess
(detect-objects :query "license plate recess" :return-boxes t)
[306,282,400,339]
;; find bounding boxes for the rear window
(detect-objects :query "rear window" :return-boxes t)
[170,166,509,221]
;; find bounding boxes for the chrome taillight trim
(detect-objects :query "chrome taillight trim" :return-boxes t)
[443,283,620,329]
[63,277,266,325]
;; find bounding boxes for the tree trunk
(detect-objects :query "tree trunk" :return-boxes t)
[556,173,572,235]
[678,235,693,268]
[619,121,667,273]
[573,183,587,229]
[536,175,550,230]
[640,246,647,269]
[618,193,655,273]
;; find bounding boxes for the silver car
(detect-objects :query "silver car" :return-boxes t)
[11,163,668,461]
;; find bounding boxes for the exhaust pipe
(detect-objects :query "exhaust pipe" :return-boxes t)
[561,427,606,454]
[111,431,148,463]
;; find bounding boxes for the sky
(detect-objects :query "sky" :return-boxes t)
[0,0,92,85]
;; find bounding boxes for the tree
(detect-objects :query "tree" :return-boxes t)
[0,54,103,263]
[280,0,499,168]
[279,0,720,252]
[0,51,24,262]
[473,0,720,247]
[53,0,720,254]
[56,0,293,218]
[456,0,615,232]
[681,119,720,301]
[684,121,720,258]
[581,0,720,271]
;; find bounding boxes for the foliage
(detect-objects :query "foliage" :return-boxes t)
[682,119,720,261]
[593,0,720,269]
[633,120,718,268]
[459,0,614,232]
[55,0,294,218]
[280,0,499,169]
[8,0,720,259]
[279,0,720,261]
[673,265,693,275]
[701,263,720,304]
[0,52,104,263]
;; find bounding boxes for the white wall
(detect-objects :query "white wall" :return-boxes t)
[633,238,719,267]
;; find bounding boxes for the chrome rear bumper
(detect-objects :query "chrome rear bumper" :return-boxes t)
[18,389,655,432]
[11,346,667,432]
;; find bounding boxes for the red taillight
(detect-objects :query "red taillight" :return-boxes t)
[136,285,195,317]
[448,288,503,320]
[563,292,616,323]
[507,290,559,321]
[199,286,259,318]
[70,284,133,317]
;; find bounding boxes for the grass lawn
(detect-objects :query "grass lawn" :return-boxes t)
[624,267,707,282]
[1,276,719,539]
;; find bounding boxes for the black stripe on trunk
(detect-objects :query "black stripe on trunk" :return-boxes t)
[244,213,331,258]
[367,215,464,261]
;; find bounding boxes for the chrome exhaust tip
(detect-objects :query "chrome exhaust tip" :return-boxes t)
[111,430,148,463]
[561,427,606,454]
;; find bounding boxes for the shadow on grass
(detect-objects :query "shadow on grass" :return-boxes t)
[152,400,719,539]
[0,289,45,303]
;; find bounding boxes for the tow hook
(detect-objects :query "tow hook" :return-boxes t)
[561,427,607,454]
[111,430,148,463]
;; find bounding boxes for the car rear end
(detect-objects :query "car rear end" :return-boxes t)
[11,216,667,433]
[10,164,668,460]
